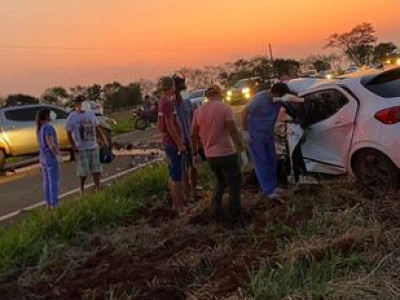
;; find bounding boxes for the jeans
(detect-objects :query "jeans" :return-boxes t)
[208,154,242,222]
[41,158,60,207]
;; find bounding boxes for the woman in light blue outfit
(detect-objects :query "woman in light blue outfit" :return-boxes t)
[36,109,61,208]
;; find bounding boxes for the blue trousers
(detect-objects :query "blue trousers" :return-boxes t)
[249,138,278,195]
[41,159,60,207]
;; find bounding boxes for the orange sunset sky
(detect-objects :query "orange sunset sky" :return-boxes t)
[1,0,399,96]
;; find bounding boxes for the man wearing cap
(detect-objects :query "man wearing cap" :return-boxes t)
[191,85,244,226]
[158,77,186,214]
[66,96,106,195]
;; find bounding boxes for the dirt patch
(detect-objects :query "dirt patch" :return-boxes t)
[0,180,316,300]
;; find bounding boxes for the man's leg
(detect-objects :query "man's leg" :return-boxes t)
[93,172,101,192]
[189,165,198,198]
[208,157,226,217]
[249,139,278,195]
[222,155,243,224]
[91,148,102,192]
[165,145,185,213]
[79,177,87,196]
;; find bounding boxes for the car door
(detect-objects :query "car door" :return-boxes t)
[298,87,358,174]
[2,107,41,155]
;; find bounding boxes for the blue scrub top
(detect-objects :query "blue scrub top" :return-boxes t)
[247,90,282,139]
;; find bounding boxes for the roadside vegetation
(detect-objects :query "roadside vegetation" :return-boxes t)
[0,164,399,299]
[107,109,136,136]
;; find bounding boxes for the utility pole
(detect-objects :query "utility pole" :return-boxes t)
[269,43,275,79]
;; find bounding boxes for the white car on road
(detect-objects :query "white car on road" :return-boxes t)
[189,89,206,109]
[286,66,400,188]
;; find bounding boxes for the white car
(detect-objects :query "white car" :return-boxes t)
[189,89,206,109]
[286,66,400,188]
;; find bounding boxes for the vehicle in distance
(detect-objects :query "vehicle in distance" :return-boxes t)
[188,89,206,109]
[0,104,71,169]
[225,77,263,105]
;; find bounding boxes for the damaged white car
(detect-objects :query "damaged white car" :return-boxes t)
[285,67,400,189]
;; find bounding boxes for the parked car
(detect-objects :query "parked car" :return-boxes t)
[189,89,206,109]
[0,104,71,169]
[345,65,360,74]
[286,66,400,189]
[225,77,263,105]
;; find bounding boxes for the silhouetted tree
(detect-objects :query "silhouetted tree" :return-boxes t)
[373,42,398,65]
[326,22,377,66]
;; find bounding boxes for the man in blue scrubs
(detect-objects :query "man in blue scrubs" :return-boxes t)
[241,83,291,201]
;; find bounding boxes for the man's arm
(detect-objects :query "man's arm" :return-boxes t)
[165,117,185,152]
[96,125,108,147]
[241,106,249,131]
[226,120,244,152]
[67,131,76,151]
[190,120,200,155]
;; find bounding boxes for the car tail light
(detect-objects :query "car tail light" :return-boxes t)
[374,106,400,124]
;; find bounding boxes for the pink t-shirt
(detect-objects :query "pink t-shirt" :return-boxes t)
[192,100,236,158]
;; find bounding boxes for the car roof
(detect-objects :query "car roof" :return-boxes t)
[0,104,65,112]
[298,66,400,94]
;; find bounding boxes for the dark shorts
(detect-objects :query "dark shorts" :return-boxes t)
[165,144,183,182]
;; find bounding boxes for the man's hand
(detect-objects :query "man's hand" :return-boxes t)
[242,131,252,144]
[178,143,186,154]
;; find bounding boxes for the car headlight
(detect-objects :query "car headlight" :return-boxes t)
[244,93,251,99]
[227,90,232,96]
[226,96,232,102]
[386,59,392,65]
[242,88,250,94]
[326,74,333,79]
[396,58,400,66]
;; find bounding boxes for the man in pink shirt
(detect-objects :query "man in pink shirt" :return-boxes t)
[191,85,244,226]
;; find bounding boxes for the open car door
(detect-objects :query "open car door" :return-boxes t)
[293,87,359,175]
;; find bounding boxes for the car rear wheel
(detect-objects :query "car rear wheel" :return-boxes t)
[353,149,399,191]
[0,150,5,170]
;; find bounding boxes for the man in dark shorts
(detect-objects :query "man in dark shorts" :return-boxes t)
[158,77,186,215]
[174,76,198,200]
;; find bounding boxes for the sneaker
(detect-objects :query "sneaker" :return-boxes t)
[274,188,285,195]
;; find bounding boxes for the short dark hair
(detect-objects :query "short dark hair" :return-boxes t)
[271,82,290,97]
[74,95,85,105]
[160,77,175,92]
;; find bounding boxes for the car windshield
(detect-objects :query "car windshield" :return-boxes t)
[234,80,249,88]
[362,67,400,98]
[190,90,204,98]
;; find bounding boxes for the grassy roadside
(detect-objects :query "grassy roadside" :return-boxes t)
[107,109,136,136]
[0,163,167,276]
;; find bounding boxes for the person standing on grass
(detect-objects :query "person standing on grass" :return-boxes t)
[191,85,245,227]
[65,96,106,196]
[158,77,187,215]
[241,83,290,202]
[174,76,199,201]
[36,108,62,208]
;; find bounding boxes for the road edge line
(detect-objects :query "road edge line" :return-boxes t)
[0,158,163,223]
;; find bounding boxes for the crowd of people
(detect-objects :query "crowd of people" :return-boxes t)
[35,76,302,228]
[36,96,109,208]
[158,76,302,227]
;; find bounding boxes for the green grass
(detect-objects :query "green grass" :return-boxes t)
[0,163,167,276]
[107,109,136,136]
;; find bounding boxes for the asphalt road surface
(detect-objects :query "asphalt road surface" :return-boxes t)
[0,128,159,219]
[0,105,245,221]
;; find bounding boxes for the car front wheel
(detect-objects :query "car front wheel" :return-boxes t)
[0,150,5,170]
[353,149,399,191]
